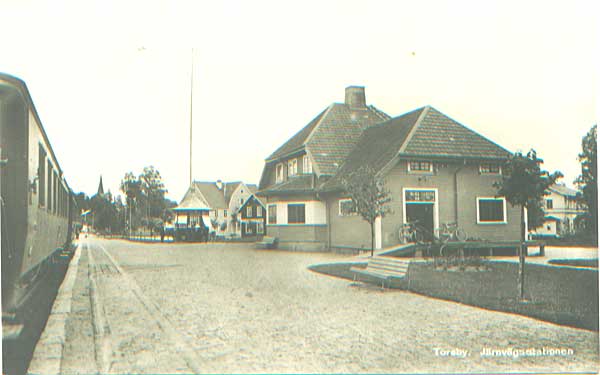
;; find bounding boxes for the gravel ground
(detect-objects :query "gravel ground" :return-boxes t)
[70,237,599,374]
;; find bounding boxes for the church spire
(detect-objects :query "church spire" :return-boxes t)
[97,175,105,197]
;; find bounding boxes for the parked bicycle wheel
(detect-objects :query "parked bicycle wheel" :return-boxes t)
[398,228,410,244]
[454,229,467,241]
[413,230,424,243]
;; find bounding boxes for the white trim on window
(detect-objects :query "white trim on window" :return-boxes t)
[476,197,507,224]
[407,160,433,174]
[338,198,357,216]
[246,206,252,217]
[288,159,298,176]
[256,205,262,217]
[267,204,277,225]
[287,203,306,224]
[276,163,284,183]
[303,155,312,174]
[479,163,502,175]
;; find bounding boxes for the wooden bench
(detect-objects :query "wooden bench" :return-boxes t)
[350,256,410,289]
[255,236,278,249]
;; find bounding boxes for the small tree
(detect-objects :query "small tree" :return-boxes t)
[575,125,597,242]
[341,165,391,256]
[495,150,562,300]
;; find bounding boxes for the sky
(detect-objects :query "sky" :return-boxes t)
[1,0,597,202]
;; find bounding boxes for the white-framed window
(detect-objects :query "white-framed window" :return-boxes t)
[479,163,502,175]
[408,160,433,173]
[287,203,306,224]
[257,222,264,234]
[303,155,312,174]
[245,223,253,234]
[268,204,277,224]
[276,163,284,183]
[256,205,263,217]
[338,198,357,216]
[247,206,253,217]
[288,159,298,176]
[546,199,553,209]
[476,197,507,224]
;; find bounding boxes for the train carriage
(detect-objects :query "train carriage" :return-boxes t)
[1,73,75,339]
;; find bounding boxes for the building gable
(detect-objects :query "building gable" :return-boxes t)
[259,87,389,192]
[321,106,512,192]
[401,107,510,160]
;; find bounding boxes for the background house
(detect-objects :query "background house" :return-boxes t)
[176,180,256,238]
[529,183,586,238]
[237,194,266,238]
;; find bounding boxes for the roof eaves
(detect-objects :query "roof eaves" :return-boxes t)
[397,153,511,161]
[265,146,306,163]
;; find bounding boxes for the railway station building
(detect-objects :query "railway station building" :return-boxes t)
[257,86,521,252]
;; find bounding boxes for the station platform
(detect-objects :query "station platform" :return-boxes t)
[27,239,199,374]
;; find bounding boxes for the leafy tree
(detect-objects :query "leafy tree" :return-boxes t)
[495,149,562,300]
[575,125,597,241]
[341,165,391,256]
[139,166,168,218]
[120,172,143,231]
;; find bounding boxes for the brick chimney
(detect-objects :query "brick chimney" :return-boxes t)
[345,86,366,109]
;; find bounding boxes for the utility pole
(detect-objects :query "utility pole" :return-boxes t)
[189,48,194,185]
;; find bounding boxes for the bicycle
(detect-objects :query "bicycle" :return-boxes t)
[436,222,466,243]
[398,221,425,244]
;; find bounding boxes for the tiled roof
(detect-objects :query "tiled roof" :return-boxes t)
[174,184,211,210]
[549,184,579,197]
[260,175,315,194]
[266,108,328,161]
[265,103,390,176]
[188,182,227,209]
[177,181,261,210]
[322,106,512,191]
[247,184,258,194]
[308,104,390,175]
[223,182,242,205]
[402,107,510,159]
[320,107,425,191]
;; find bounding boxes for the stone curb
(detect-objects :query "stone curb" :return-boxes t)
[28,245,82,375]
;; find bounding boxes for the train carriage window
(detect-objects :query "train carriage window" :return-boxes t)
[62,186,68,217]
[38,145,46,207]
[60,187,65,216]
[53,172,58,214]
[58,182,62,216]
[47,160,53,212]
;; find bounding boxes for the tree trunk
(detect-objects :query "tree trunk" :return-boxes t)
[518,205,526,300]
[370,221,375,257]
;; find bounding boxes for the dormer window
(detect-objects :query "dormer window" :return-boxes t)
[480,163,501,175]
[276,163,284,183]
[288,159,298,176]
[303,155,313,174]
[408,161,433,173]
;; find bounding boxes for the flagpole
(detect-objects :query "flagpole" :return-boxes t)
[189,48,194,185]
